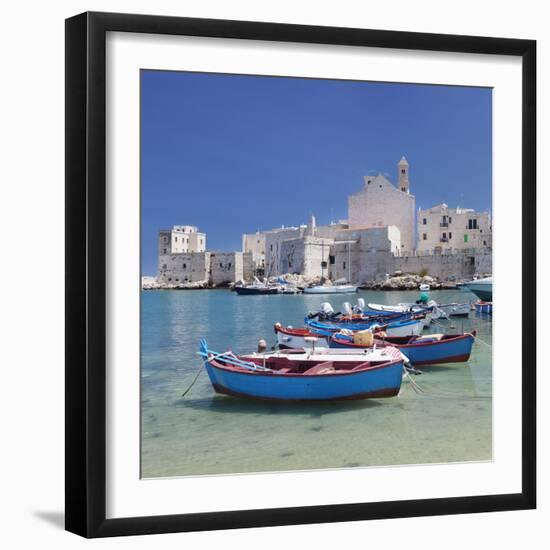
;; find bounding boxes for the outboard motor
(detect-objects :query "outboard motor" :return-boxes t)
[317,302,336,321]
[355,298,365,313]
[342,302,352,316]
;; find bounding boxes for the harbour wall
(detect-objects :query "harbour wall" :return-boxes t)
[390,252,492,282]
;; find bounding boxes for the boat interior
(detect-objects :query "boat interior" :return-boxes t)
[215,354,386,375]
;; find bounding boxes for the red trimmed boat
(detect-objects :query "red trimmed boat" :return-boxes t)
[198,340,404,402]
[330,331,476,366]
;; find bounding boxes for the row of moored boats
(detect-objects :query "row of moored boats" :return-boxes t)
[198,293,489,402]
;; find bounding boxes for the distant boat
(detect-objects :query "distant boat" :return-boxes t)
[198,340,404,402]
[303,283,358,294]
[234,284,278,295]
[464,277,493,301]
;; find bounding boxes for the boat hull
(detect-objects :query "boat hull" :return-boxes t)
[330,333,475,365]
[464,278,493,301]
[204,360,403,402]
[306,318,423,336]
[234,286,278,295]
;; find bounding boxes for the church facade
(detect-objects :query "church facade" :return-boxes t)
[347,157,416,255]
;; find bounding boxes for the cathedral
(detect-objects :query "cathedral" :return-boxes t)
[347,157,416,255]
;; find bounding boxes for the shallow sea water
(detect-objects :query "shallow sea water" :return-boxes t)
[141,289,492,478]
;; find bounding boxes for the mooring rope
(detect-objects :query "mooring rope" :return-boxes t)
[402,367,491,400]
[181,350,237,398]
[429,318,493,349]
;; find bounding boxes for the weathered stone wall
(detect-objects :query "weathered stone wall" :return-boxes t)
[210,252,244,286]
[279,237,334,278]
[242,252,254,281]
[242,232,266,269]
[391,252,492,282]
[474,252,493,275]
[157,252,210,284]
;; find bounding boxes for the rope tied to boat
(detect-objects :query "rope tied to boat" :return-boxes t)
[430,318,493,349]
[402,366,491,400]
[182,342,274,398]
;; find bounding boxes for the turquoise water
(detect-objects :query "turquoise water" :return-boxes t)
[141,289,492,478]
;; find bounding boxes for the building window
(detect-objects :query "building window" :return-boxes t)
[343,261,346,270]
[228,263,232,269]
[183,263,186,269]
[164,236,168,242]
[401,169,406,174]
[270,244,273,251]
[464,234,468,243]
[329,255,335,265]
[168,278,172,282]
[422,233,427,240]
[449,232,452,239]
[321,261,327,269]
[422,218,427,225]
[163,248,167,254]
[175,236,178,242]
[288,260,292,268]
[449,217,452,224]
[483,240,487,246]
[162,264,167,270]
[468,219,478,230]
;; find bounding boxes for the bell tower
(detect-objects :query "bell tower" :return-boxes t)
[398,156,409,193]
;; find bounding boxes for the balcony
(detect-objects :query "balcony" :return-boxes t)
[440,222,449,227]
[440,237,449,243]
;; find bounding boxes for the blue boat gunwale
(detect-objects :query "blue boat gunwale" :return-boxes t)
[206,353,403,378]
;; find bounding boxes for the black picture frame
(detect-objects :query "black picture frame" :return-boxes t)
[65,11,536,538]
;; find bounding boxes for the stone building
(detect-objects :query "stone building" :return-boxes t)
[156,225,254,286]
[157,251,210,284]
[417,204,492,253]
[262,217,348,277]
[329,226,402,283]
[347,157,416,254]
[279,236,335,278]
[242,231,266,272]
[158,225,206,255]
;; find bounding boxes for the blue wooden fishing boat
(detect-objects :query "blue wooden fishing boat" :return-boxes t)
[198,340,404,402]
[329,331,476,365]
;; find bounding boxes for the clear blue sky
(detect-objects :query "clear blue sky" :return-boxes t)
[141,70,492,275]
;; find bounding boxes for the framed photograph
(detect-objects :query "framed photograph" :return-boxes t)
[65,11,536,538]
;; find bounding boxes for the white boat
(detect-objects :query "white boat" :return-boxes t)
[374,318,424,336]
[422,300,470,318]
[463,276,492,301]
[304,284,358,294]
[244,344,407,365]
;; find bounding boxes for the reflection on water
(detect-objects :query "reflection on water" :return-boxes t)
[141,289,492,478]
